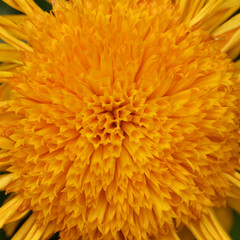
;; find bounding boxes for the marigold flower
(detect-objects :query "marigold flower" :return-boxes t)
[0,0,240,239]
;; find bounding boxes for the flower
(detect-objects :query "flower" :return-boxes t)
[0,0,240,239]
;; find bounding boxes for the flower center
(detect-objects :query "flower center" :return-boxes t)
[80,86,157,157]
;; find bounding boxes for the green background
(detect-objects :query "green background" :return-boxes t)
[0,0,240,239]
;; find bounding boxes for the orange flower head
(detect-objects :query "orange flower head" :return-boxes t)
[0,0,240,239]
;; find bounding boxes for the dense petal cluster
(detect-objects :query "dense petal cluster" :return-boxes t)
[0,0,240,239]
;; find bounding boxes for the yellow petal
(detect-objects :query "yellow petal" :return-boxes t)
[11,215,36,240]
[200,0,240,32]
[0,63,21,71]
[0,26,32,52]
[1,0,42,16]
[0,137,14,149]
[2,14,27,23]
[0,174,14,191]
[0,43,21,63]
[212,14,240,59]
[0,195,23,228]
[224,171,240,189]
[189,0,225,27]
[0,16,27,41]
[3,219,22,237]
[187,209,231,240]
[41,222,56,240]
[0,83,11,101]
[161,230,181,240]
[214,206,234,233]
[174,0,207,22]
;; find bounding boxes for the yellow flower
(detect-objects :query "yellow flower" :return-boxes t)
[0,0,240,239]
